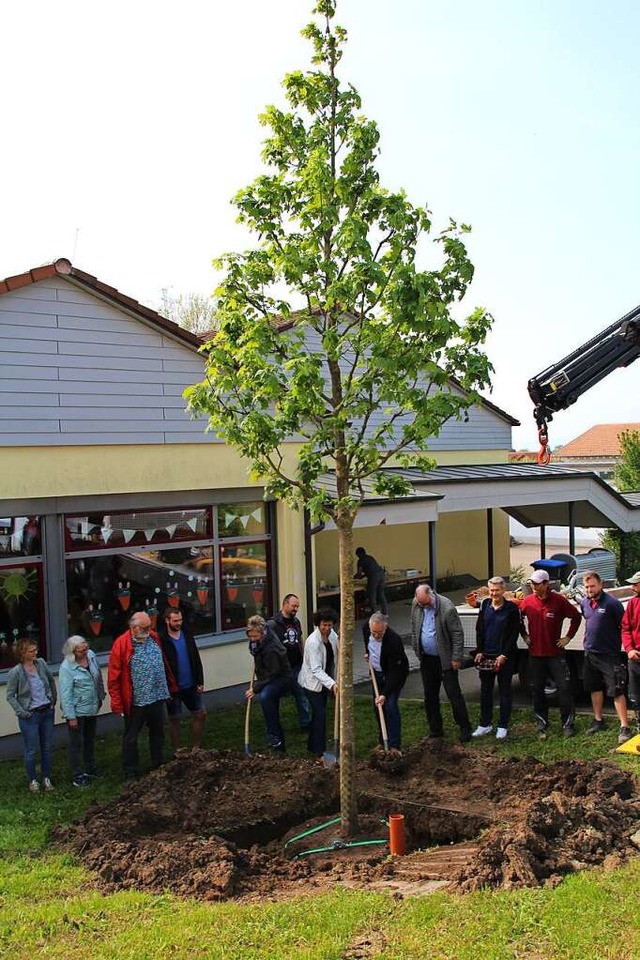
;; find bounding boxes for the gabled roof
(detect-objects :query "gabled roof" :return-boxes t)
[556,423,640,459]
[0,258,203,351]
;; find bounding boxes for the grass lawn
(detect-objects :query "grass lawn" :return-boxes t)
[1,693,638,959]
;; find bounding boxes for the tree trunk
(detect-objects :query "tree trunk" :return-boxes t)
[336,512,358,836]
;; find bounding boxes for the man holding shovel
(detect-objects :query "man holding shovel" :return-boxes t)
[245,615,292,754]
[363,612,409,753]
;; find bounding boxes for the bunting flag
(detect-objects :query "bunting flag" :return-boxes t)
[144,528,156,541]
[101,525,113,544]
[224,512,236,529]
[122,529,137,544]
[239,514,250,529]
[251,508,262,524]
[166,524,177,538]
[186,517,198,532]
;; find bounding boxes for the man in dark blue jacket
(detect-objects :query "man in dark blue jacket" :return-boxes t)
[580,571,631,744]
[160,609,206,751]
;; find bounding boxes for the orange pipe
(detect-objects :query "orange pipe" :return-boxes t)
[389,813,406,856]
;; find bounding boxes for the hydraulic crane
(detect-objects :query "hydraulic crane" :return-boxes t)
[528,305,640,464]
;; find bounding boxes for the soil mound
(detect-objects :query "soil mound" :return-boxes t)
[55,742,640,900]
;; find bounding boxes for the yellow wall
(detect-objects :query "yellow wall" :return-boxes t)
[0,444,306,500]
[314,509,510,586]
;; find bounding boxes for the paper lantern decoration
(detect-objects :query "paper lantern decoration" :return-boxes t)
[117,581,131,612]
[166,581,180,608]
[88,603,103,637]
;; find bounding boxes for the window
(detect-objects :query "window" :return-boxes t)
[0,563,45,669]
[64,508,211,551]
[0,516,41,557]
[63,500,274,651]
[220,542,271,629]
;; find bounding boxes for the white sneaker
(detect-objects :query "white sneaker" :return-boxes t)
[496,727,508,740]
[472,725,493,738]
[28,779,40,793]
[42,778,54,791]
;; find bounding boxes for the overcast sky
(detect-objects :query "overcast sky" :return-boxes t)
[2,0,639,449]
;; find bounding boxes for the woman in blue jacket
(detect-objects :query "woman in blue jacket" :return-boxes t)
[59,635,105,786]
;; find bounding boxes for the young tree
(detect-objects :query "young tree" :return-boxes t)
[603,429,640,577]
[186,0,493,834]
[158,289,217,335]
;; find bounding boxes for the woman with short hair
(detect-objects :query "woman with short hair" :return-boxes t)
[59,635,105,786]
[297,608,339,760]
[6,639,57,792]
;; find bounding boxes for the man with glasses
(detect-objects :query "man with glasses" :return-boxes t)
[108,611,177,778]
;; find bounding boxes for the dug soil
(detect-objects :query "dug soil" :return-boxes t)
[55,741,640,901]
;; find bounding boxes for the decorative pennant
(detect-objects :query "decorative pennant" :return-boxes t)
[226,585,238,602]
[252,585,264,605]
[239,514,250,529]
[122,529,137,544]
[101,525,113,544]
[144,528,156,541]
[186,517,198,532]
[166,524,177,538]
[251,508,262,523]
[166,581,180,608]
[88,603,103,637]
[225,512,236,529]
[197,581,209,606]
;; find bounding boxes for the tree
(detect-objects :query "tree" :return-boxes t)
[602,429,640,578]
[158,289,217,335]
[185,0,493,835]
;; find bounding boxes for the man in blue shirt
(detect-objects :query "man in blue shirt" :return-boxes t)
[160,609,207,752]
[580,571,631,744]
[410,583,471,742]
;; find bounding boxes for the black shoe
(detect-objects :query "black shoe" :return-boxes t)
[459,728,472,743]
[72,774,90,788]
[563,723,575,738]
[587,719,606,735]
[428,731,444,739]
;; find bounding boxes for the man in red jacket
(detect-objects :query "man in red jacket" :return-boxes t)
[520,570,581,738]
[621,570,640,733]
[108,611,177,778]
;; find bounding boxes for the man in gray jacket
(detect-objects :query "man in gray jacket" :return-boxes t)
[411,583,472,742]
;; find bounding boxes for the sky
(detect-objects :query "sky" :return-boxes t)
[2,0,640,450]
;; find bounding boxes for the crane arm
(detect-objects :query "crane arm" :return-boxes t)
[528,305,640,464]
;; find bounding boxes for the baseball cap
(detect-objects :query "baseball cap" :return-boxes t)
[528,570,550,584]
[626,571,640,584]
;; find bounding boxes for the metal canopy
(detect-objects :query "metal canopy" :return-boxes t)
[385,464,640,531]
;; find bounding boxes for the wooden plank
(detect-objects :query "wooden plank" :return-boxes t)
[0,310,58,326]
[0,432,166,445]
[58,393,168,407]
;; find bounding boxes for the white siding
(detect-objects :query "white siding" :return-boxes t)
[0,278,215,446]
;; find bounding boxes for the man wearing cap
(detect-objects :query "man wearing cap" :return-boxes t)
[580,571,631,744]
[519,569,582,738]
[621,571,640,733]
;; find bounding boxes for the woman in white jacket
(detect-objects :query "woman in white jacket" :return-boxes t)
[297,608,339,759]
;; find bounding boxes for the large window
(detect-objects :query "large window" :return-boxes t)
[0,516,41,557]
[0,562,45,670]
[63,501,273,653]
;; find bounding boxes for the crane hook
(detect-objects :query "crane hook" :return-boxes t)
[537,425,551,466]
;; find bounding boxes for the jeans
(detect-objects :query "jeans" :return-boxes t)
[122,700,166,776]
[257,676,291,751]
[419,655,471,736]
[18,707,55,782]
[290,667,312,729]
[366,573,388,615]
[371,669,402,749]
[306,687,331,756]
[67,716,98,779]
[529,655,574,727]
[479,658,515,728]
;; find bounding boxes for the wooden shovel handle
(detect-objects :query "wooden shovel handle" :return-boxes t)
[244,670,255,746]
[368,661,389,750]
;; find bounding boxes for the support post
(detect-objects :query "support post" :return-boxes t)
[540,525,546,559]
[486,508,494,578]
[568,502,576,556]
[428,521,437,591]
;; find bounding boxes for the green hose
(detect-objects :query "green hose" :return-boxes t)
[293,838,388,860]
[284,816,342,849]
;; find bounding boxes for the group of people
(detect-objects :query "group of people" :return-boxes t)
[6,563,640,791]
[6,607,207,790]
[413,568,640,747]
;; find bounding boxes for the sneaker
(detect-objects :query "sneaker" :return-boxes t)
[42,778,54,791]
[496,727,508,740]
[618,727,633,745]
[28,779,40,793]
[587,719,606,735]
[72,775,90,788]
[563,724,575,739]
[472,725,493,738]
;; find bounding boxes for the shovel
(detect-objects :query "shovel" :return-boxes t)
[369,661,389,753]
[244,670,256,757]
[323,683,340,768]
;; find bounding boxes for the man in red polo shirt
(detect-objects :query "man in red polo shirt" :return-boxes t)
[520,569,582,738]
[621,570,640,734]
